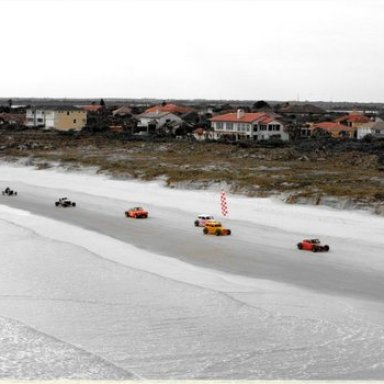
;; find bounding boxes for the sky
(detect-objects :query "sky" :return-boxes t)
[1,0,384,102]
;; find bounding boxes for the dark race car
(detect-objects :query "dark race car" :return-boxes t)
[2,187,17,196]
[55,197,76,207]
[297,239,330,252]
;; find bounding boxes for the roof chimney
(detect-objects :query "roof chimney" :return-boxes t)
[237,109,245,119]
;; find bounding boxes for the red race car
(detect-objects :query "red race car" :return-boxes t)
[125,206,148,219]
[297,239,329,252]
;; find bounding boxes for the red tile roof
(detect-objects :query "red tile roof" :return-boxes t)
[335,114,370,124]
[145,103,195,114]
[258,114,275,124]
[210,112,277,124]
[80,105,103,112]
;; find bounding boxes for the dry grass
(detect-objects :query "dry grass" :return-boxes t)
[1,132,384,206]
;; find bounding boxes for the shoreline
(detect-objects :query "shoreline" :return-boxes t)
[2,153,384,217]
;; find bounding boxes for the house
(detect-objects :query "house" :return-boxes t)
[145,103,195,115]
[136,111,182,134]
[305,111,371,138]
[308,122,355,138]
[210,110,289,141]
[26,106,87,131]
[334,111,370,128]
[357,118,384,139]
[112,105,132,117]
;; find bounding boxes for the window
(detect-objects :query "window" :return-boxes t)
[67,111,70,116]
[253,125,258,132]
[37,118,43,123]
[73,119,77,124]
[268,124,281,131]
[216,122,223,129]
[259,124,267,131]
[238,123,250,132]
[226,122,234,130]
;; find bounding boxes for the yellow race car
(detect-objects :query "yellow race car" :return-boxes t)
[203,220,231,236]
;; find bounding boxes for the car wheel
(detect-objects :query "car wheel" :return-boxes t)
[297,243,303,250]
[72,203,76,207]
[55,202,59,207]
[203,228,208,235]
[215,230,221,236]
[227,229,231,235]
[312,247,318,252]
[324,245,330,251]
[194,220,199,227]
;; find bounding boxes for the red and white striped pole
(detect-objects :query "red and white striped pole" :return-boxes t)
[220,190,229,217]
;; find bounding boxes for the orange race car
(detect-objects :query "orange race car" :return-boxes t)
[125,206,148,219]
[203,220,231,236]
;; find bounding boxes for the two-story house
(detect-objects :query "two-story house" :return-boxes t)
[334,111,370,128]
[26,106,87,131]
[210,110,289,141]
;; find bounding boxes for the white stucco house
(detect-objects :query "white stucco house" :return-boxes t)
[210,110,289,141]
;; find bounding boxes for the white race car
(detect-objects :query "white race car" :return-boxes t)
[194,214,215,227]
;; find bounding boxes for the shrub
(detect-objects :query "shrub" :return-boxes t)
[362,134,374,143]
[377,154,384,165]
